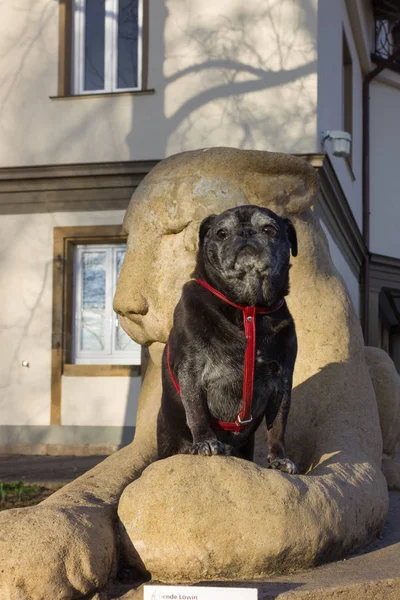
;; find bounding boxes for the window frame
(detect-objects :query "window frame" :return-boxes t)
[72,0,143,95]
[72,243,141,365]
[57,0,149,97]
[51,225,141,425]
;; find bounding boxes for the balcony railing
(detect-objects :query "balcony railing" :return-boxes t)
[372,0,400,72]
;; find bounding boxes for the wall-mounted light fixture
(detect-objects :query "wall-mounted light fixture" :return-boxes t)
[321,130,352,158]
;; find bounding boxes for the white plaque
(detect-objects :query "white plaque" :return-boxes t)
[143,585,257,600]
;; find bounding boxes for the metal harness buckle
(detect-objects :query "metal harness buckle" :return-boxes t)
[237,415,253,425]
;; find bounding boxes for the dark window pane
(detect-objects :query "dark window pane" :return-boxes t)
[117,0,139,89]
[84,0,105,91]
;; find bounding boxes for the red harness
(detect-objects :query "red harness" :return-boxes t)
[167,279,285,433]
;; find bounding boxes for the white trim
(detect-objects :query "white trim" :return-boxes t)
[376,69,400,91]
[72,0,143,95]
[344,0,374,75]
[344,0,400,90]
[104,0,114,93]
[137,0,144,90]
[73,0,85,95]
[111,246,119,355]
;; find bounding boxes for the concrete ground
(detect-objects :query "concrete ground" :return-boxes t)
[1,456,399,599]
[0,454,106,483]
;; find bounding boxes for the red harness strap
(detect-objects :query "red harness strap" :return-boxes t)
[167,279,285,433]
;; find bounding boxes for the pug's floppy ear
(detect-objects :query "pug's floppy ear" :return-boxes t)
[199,214,217,247]
[284,218,298,257]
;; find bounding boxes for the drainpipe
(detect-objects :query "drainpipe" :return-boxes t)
[362,49,400,344]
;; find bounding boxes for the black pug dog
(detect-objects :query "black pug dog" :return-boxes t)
[157,204,298,474]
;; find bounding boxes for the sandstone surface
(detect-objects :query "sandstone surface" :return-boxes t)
[109,491,400,600]
[115,149,389,582]
[119,453,387,583]
[365,346,400,458]
[364,346,400,490]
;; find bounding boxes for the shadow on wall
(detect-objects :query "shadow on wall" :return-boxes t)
[126,0,318,158]
[0,1,318,161]
[122,377,141,443]
[122,349,148,440]
[0,1,318,160]
[0,214,54,425]
[0,1,57,117]
[0,0,133,165]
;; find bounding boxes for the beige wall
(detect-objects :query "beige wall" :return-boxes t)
[320,220,360,316]
[318,0,400,261]
[0,0,318,167]
[317,0,363,231]
[370,80,400,259]
[0,209,140,427]
[62,377,140,427]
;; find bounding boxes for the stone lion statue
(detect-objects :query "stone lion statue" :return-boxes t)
[0,148,399,599]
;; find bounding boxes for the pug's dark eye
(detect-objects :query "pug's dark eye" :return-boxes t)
[263,224,278,236]
[216,229,228,240]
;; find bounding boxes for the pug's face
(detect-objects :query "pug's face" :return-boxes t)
[197,205,297,304]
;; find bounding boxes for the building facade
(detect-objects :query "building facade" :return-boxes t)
[0,0,399,454]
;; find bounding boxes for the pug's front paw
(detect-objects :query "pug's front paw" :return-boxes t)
[269,457,298,474]
[189,439,228,456]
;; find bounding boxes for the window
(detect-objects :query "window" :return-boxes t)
[342,31,353,166]
[73,243,141,364]
[374,19,400,73]
[72,0,143,94]
[51,222,142,425]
